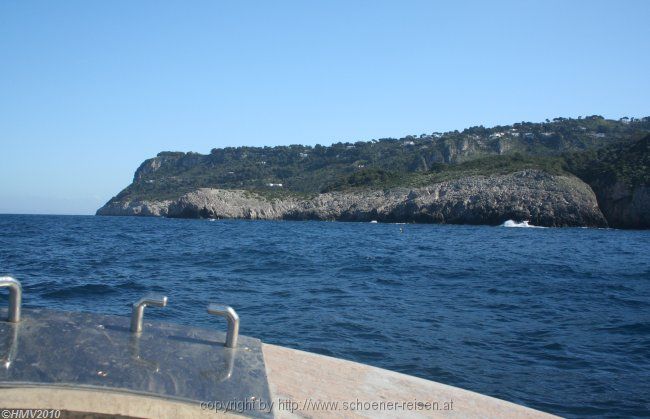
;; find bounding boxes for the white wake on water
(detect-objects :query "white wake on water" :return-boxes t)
[500,220,545,228]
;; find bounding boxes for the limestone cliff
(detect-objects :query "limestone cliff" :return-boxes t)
[97,170,607,227]
[590,182,650,229]
[564,135,650,229]
[97,119,650,228]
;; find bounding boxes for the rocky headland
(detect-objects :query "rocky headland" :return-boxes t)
[97,170,608,227]
[96,117,649,228]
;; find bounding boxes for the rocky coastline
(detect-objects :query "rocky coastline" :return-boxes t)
[97,170,609,228]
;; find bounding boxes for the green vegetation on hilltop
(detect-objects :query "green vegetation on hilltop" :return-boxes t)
[565,135,650,188]
[111,116,650,202]
[322,153,569,192]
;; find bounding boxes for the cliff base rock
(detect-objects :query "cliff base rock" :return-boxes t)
[97,170,607,228]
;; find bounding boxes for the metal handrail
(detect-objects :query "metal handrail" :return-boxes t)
[0,282,242,351]
[207,304,239,348]
[130,295,168,333]
[0,277,22,323]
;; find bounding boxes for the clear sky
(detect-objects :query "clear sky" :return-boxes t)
[1,0,648,215]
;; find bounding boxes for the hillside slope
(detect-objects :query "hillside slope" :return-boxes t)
[97,116,650,228]
[565,135,650,228]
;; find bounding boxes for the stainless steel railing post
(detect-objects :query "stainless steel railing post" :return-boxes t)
[130,295,168,333]
[0,277,22,323]
[207,304,239,348]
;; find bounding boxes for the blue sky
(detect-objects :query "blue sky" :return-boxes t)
[1,0,648,215]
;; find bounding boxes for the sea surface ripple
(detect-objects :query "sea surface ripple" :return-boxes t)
[0,214,649,417]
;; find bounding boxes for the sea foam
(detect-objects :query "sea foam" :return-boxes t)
[500,220,545,228]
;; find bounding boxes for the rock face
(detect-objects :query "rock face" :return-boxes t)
[591,182,650,229]
[97,170,608,227]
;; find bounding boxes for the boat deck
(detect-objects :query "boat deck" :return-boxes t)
[0,307,556,418]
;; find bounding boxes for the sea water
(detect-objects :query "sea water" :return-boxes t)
[0,214,649,417]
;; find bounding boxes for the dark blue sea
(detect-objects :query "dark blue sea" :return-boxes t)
[1,214,649,417]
